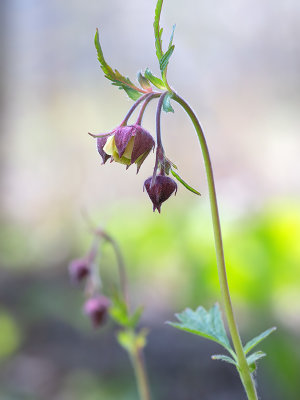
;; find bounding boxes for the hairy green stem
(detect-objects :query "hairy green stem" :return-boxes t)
[172,93,258,400]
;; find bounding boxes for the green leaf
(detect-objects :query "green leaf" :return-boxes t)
[137,72,152,91]
[168,24,176,49]
[211,354,237,366]
[168,303,233,353]
[94,29,143,100]
[246,351,266,371]
[154,0,164,61]
[109,296,129,327]
[109,295,143,328]
[244,327,276,355]
[160,45,175,72]
[170,169,201,195]
[144,68,166,89]
[162,92,174,113]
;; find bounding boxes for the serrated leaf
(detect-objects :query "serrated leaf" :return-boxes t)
[144,68,166,89]
[244,327,276,355]
[168,24,176,49]
[170,169,201,195]
[246,351,266,366]
[154,0,164,61]
[160,45,175,72]
[211,354,237,366]
[162,92,174,113]
[168,303,233,353]
[94,29,143,100]
[137,72,152,91]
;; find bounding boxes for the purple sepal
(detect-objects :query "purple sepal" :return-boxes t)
[97,137,111,164]
[114,126,134,158]
[131,125,155,164]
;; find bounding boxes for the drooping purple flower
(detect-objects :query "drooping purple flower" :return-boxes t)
[144,175,177,213]
[68,258,90,283]
[84,295,110,328]
[102,124,155,172]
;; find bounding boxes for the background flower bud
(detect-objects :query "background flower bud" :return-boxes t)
[68,258,90,283]
[84,295,110,328]
[144,175,177,213]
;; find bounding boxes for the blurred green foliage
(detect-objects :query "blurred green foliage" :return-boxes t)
[0,200,299,398]
[0,310,21,361]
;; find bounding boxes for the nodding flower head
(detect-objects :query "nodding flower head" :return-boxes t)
[84,295,110,328]
[96,124,155,172]
[144,175,177,213]
[69,258,90,283]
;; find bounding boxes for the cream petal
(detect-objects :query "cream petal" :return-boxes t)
[103,135,116,156]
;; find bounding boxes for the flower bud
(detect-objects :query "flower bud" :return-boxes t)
[103,124,155,172]
[144,175,177,213]
[68,258,90,283]
[84,295,110,328]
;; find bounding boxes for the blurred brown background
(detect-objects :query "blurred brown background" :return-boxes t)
[0,1,300,399]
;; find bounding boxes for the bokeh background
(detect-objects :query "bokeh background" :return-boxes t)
[1,0,300,399]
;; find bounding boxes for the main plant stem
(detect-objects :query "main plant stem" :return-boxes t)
[173,93,258,400]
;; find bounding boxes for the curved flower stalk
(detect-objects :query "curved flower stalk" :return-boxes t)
[69,224,151,400]
[87,1,276,399]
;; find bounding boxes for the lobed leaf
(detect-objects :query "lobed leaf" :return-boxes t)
[168,303,233,353]
[154,0,164,61]
[162,92,174,113]
[137,72,152,91]
[168,24,176,49]
[244,327,276,355]
[211,354,237,366]
[94,29,144,100]
[170,169,201,195]
[144,68,166,90]
[246,351,266,365]
[246,351,266,372]
[160,45,175,72]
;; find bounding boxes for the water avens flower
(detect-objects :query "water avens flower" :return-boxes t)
[69,258,90,283]
[84,295,110,328]
[144,175,177,213]
[95,124,155,172]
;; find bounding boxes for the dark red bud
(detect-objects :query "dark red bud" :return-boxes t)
[69,258,90,283]
[144,175,177,213]
[84,295,110,328]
